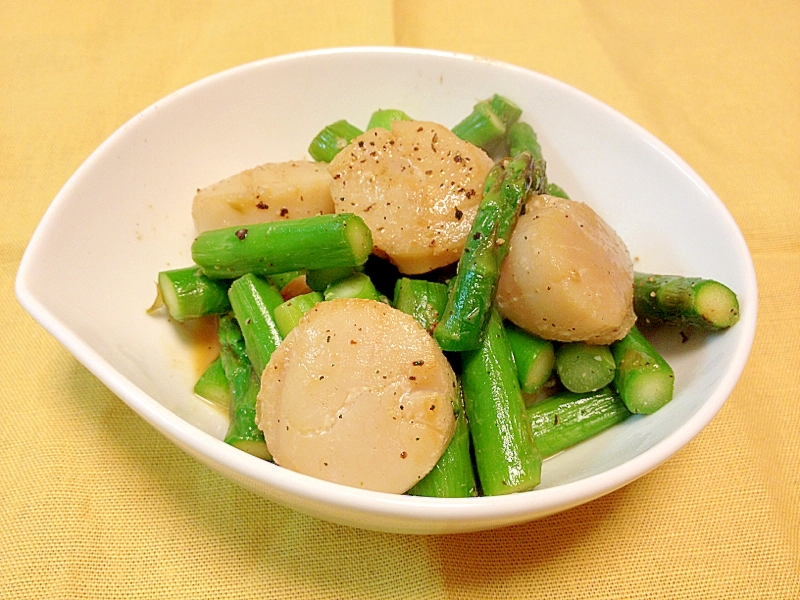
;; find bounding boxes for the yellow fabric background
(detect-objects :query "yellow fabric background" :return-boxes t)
[2,1,798,597]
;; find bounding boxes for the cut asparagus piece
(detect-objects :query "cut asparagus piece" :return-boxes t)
[218,314,271,460]
[506,121,543,160]
[323,272,381,301]
[227,274,284,376]
[191,213,373,280]
[505,323,555,394]
[611,326,675,414]
[305,266,359,292]
[393,278,449,335]
[407,382,477,498]
[451,100,507,149]
[527,387,632,457]
[273,291,323,337]
[308,119,363,162]
[487,94,523,128]
[366,108,412,131]
[633,272,740,329]
[434,153,540,351]
[544,182,570,198]
[156,266,231,321]
[193,357,230,409]
[555,342,616,393]
[461,310,542,495]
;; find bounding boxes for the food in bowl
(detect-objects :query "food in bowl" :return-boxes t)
[151,93,741,498]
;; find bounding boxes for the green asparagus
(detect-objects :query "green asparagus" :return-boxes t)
[611,326,675,414]
[227,273,284,376]
[461,310,542,495]
[273,291,323,337]
[505,323,555,394]
[555,342,616,393]
[217,314,270,460]
[156,266,231,321]
[633,272,740,330]
[366,108,412,131]
[323,272,381,301]
[193,357,230,409]
[393,278,449,335]
[308,119,363,162]
[191,213,373,280]
[527,387,632,457]
[434,153,538,351]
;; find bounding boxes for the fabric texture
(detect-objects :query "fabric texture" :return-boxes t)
[2,1,798,597]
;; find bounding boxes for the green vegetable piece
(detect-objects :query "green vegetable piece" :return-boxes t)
[191,213,373,280]
[308,119,363,162]
[461,310,542,495]
[527,387,632,457]
[323,272,380,301]
[544,182,570,198]
[393,277,449,334]
[193,357,230,409]
[156,266,231,321]
[218,314,270,460]
[273,291,323,337]
[269,269,305,290]
[407,382,477,498]
[633,272,740,330]
[305,266,359,292]
[227,274,284,376]
[434,153,540,351]
[555,342,616,393]
[506,121,542,160]
[487,94,523,128]
[611,326,675,415]
[367,108,413,131]
[451,100,506,149]
[505,323,555,394]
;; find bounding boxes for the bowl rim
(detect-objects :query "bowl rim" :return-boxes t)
[16,45,759,530]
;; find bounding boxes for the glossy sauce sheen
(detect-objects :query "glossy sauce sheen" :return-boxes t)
[328,121,494,274]
[256,298,458,493]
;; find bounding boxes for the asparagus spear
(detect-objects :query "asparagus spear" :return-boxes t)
[407,382,478,498]
[323,272,381,301]
[393,278,449,335]
[461,310,542,495]
[451,100,507,149]
[527,387,632,458]
[155,266,231,321]
[191,213,373,280]
[611,326,674,414]
[305,266,359,292]
[390,276,477,497]
[227,273,284,376]
[193,357,230,409]
[308,119,363,162]
[273,291,323,337]
[434,153,540,351]
[366,108,412,131]
[506,120,571,199]
[554,342,616,394]
[269,269,305,290]
[633,272,740,330]
[218,314,271,460]
[505,323,555,394]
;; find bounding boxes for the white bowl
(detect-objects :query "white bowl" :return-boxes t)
[16,47,757,534]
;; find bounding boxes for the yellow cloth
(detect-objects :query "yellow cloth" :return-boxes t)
[2,1,798,597]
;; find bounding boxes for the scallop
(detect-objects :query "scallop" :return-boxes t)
[496,194,636,344]
[192,160,334,233]
[328,121,494,274]
[256,298,457,493]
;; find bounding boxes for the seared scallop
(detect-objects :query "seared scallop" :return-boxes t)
[496,195,636,344]
[256,298,457,493]
[193,160,334,233]
[328,121,494,274]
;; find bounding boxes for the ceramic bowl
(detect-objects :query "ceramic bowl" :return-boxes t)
[16,47,757,534]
